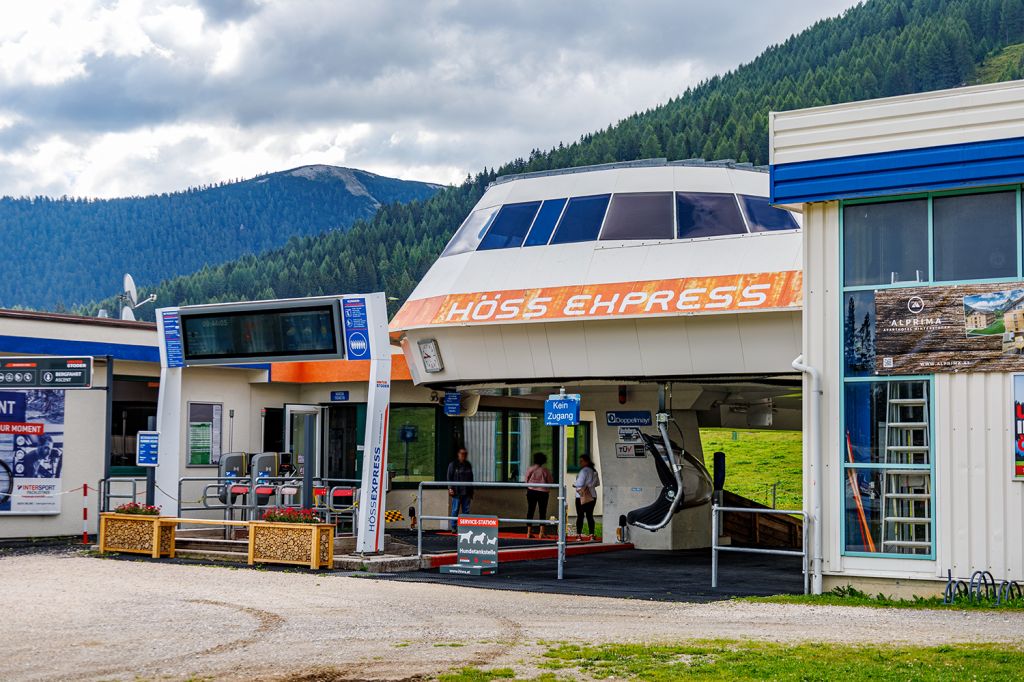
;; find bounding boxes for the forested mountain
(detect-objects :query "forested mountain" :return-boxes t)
[0,165,439,309]
[81,0,1024,320]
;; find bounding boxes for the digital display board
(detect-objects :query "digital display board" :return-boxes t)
[179,300,344,365]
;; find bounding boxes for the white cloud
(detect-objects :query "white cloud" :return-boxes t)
[0,0,861,197]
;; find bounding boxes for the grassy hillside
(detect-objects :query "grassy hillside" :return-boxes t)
[78,0,1024,320]
[974,41,1024,82]
[701,428,803,510]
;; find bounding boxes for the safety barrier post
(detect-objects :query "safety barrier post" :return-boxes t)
[82,483,89,545]
[711,503,719,588]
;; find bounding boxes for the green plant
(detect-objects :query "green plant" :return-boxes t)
[260,507,323,524]
[113,502,161,516]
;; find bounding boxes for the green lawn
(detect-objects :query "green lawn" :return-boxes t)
[742,585,1024,611]
[439,640,1024,681]
[967,317,1005,337]
[700,428,802,510]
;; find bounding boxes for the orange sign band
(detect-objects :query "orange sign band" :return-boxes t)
[391,270,802,329]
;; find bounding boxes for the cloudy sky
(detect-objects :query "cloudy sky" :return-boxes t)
[0,0,860,198]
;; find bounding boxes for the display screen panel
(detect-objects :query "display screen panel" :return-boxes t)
[180,301,343,364]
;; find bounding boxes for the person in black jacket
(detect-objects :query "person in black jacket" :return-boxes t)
[446,448,474,531]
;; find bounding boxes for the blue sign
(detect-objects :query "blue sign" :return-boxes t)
[161,311,184,368]
[544,396,580,427]
[136,431,159,467]
[443,392,461,416]
[606,411,652,427]
[342,297,371,360]
[330,390,350,402]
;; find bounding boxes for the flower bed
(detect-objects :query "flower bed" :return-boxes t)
[248,509,334,569]
[99,512,175,558]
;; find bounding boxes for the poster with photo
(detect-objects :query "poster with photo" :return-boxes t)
[1014,375,1024,480]
[0,389,65,515]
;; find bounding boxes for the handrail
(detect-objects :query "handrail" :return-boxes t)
[711,504,809,595]
[415,479,566,579]
[98,477,146,513]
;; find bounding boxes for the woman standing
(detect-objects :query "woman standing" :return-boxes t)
[573,454,600,538]
[524,452,554,539]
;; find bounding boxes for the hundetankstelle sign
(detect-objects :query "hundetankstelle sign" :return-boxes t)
[440,515,499,576]
[874,282,1024,374]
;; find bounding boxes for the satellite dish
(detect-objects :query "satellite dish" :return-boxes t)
[121,306,136,321]
[97,309,109,319]
[123,273,139,308]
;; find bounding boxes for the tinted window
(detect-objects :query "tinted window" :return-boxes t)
[441,206,498,256]
[740,195,800,231]
[843,200,928,286]
[599,192,674,240]
[478,201,541,251]
[550,194,611,245]
[933,191,1016,282]
[676,192,746,238]
[523,198,567,246]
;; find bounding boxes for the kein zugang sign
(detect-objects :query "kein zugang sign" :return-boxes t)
[873,282,1024,375]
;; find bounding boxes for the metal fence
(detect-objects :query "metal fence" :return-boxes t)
[98,477,147,514]
[415,479,567,578]
[711,504,810,595]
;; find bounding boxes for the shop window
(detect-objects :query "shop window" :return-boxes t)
[676,192,746,239]
[389,406,437,483]
[842,380,932,556]
[478,201,542,250]
[739,195,800,232]
[843,199,928,286]
[565,422,591,472]
[933,191,1016,282]
[843,291,876,378]
[523,198,567,246]
[463,409,557,482]
[549,194,611,245]
[599,192,674,240]
[441,206,499,256]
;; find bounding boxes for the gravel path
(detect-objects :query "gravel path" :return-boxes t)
[3,551,1023,681]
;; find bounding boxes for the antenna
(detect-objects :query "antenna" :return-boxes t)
[116,273,157,320]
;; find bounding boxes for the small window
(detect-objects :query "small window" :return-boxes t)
[739,195,800,231]
[933,191,1016,282]
[478,201,541,251]
[676,192,746,239]
[523,198,567,246]
[441,206,498,256]
[550,194,611,245]
[599,192,674,240]
[843,199,928,287]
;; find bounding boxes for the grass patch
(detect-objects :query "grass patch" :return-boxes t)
[741,585,1024,611]
[436,668,517,682]
[700,427,802,509]
[539,640,1024,681]
[974,42,1024,84]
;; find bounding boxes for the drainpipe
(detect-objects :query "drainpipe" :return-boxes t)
[791,354,823,595]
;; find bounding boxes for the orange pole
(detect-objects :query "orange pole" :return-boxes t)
[845,432,876,553]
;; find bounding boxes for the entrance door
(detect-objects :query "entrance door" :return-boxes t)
[284,404,321,506]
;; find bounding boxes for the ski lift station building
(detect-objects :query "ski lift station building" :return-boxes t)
[4,79,1024,596]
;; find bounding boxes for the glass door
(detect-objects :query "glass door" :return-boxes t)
[284,404,321,506]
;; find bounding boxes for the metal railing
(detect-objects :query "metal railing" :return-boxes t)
[711,504,810,595]
[98,477,147,513]
[415,480,566,578]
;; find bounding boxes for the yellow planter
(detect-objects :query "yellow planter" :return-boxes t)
[247,522,334,569]
[99,513,175,558]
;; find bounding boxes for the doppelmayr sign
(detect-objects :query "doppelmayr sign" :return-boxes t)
[606,411,652,426]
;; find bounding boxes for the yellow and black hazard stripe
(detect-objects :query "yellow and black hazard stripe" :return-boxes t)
[383,509,405,523]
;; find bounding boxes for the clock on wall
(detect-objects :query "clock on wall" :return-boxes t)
[418,338,444,373]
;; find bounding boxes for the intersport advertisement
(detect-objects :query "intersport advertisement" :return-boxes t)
[0,389,65,514]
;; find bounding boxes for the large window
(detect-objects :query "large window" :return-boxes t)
[933,191,1017,281]
[478,201,541,251]
[441,206,499,256]
[549,194,611,245]
[739,195,800,232]
[565,422,592,473]
[599,192,673,240]
[389,406,438,483]
[843,199,928,287]
[463,409,558,482]
[523,198,567,246]
[676,192,746,239]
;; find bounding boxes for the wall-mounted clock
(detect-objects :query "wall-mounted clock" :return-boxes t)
[418,338,444,373]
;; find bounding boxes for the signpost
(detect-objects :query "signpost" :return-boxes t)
[443,392,461,416]
[544,389,580,580]
[135,430,159,506]
[0,357,92,389]
[439,515,499,576]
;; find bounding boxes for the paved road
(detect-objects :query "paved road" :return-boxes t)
[3,550,1023,681]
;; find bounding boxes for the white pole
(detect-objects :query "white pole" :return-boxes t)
[792,354,823,595]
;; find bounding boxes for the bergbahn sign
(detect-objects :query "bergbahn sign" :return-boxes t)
[0,357,92,389]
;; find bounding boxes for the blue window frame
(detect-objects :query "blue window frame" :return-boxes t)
[523,198,567,247]
[549,194,611,245]
[478,201,541,251]
[676,192,746,239]
[739,195,800,232]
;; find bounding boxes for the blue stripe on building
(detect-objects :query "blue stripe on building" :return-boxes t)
[0,335,160,362]
[771,135,1024,205]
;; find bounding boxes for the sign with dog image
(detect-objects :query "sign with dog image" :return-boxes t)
[440,515,499,576]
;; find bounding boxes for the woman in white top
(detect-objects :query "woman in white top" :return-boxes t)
[573,454,600,538]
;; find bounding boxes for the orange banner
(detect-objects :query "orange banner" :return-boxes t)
[391,270,802,329]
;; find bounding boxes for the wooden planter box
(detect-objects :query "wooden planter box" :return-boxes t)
[99,513,176,558]
[247,522,334,569]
